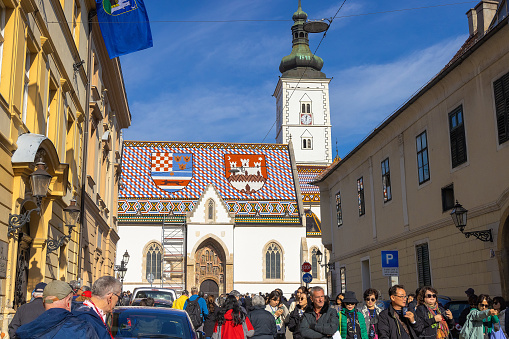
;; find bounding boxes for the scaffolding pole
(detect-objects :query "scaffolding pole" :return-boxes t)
[161,218,186,293]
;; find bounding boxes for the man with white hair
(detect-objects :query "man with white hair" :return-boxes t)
[73,275,123,338]
[8,282,46,338]
[248,295,277,339]
[15,280,99,338]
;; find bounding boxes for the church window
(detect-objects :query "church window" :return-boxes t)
[207,199,215,221]
[145,242,162,280]
[294,33,298,39]
[302,103,306,113]
[299,32,304,37]
[302,138,312,149]
[265,242,282,280]
[311,248,319,279]
[307,104,310,113]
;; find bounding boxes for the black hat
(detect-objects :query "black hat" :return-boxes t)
[342,291,359,304]
[465,288,475,296]
[34,282,47,293]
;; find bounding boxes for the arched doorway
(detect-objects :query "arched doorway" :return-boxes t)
[194,239,225,294]
[200,279,219,296]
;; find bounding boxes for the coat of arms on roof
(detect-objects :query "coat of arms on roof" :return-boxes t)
[224,154,267,194]
[151,152,193,193]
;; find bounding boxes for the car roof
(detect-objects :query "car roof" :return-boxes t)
[114,306,187,315]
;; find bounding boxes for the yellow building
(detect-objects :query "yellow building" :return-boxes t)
[0,0,130,334]
[314,0,509,299]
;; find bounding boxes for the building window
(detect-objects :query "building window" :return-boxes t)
[381,158,392,202]
[302,138,312,149]
[146,242,162,280]
[416,131,430,184]
[97,228,102,249]
[416,242,432,287]
[449,106,467,168]
[340,266,346,293]
[0,6,5,83]
[335,191,343,227]
[357,177,365,216]
[72,0,81,47]
[494,72,509,144]
[22,51,31,124]
[311,248,318,279]
[207,199,214,221]
[301,102,311,113]
[441,184,455,212]
[265,242,282,279]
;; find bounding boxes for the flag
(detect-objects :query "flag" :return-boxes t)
[96,0,153,59]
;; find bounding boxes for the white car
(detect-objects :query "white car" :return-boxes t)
[131,287,177,306]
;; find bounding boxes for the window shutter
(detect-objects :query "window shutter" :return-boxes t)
[494,73,509,144]
[416,243,432,287]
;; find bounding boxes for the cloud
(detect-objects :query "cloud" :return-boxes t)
[329,35,467,155]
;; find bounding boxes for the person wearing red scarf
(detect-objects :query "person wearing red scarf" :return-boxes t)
[414,287,454,339]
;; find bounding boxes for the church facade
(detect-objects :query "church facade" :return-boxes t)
[116,2,333,297]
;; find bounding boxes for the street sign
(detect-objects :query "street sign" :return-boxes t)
[302,262,312,272]
[147,273,155,286]
[302,273,313,283]
[381,251,399,276]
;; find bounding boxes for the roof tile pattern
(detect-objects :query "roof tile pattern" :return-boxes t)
[296,165,327,203]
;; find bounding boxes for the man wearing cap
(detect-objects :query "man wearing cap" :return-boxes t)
[73,275,123,338]
[173,290,190,309]
[300,286,339,339]
[8,282,47,338]
[15,280,99,338]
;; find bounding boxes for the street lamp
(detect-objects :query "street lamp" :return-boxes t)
[115,250,129,283]
[315,249,334,270]
[47,199,81,253]
[8,162,52,237]
[451,201,493,242]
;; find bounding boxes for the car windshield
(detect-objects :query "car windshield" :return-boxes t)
[111,309,189,338]
[134,290,174,302]
[131,300,172,308]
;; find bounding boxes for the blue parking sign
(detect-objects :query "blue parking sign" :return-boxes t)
[381,251,398,268]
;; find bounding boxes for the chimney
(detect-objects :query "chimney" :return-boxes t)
[475,0,499,36]
[466,8,477,36]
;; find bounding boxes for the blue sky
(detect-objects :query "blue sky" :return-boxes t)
[120,0,475,158]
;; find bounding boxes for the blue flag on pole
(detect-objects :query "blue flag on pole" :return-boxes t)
[96,0,153,59]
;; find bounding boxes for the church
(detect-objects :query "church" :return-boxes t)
[116,2,334,297]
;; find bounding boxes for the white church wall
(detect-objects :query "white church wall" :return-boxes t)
[233,226,306,296]
[116,224,163,290]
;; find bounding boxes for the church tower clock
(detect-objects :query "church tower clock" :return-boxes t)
[274,1,332,166]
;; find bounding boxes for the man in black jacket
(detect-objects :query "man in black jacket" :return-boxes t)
[300,286,339,339]
[378,285,422,339]
[8,282,47,338]
[248,295,277,339]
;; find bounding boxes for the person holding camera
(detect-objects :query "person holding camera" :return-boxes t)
[266,290,289,339]
[414,286,454,339]
[378,285,422,339]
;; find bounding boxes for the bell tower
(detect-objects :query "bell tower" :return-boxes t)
[274,0,332,165]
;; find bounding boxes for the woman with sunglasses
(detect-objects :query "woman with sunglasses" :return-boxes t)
[359,288,382,339]
[340,291,368,339]
[288,291,309,339]
[414,286,454,339]
[460,294,499,339]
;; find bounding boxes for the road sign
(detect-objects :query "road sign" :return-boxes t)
[381,251,399,276]
[302,273,313,283]
[302,262,312,272]
[147,273,155,286]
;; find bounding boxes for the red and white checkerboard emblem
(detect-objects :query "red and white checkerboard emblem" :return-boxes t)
[151,152,193,193]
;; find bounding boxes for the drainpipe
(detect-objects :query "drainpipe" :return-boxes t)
[78,9,96,282]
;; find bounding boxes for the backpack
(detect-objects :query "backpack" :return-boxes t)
[186,299,203,329]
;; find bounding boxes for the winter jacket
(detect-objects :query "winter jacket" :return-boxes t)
[300,302,340,339]
[205,306,223,337]
[174,294,189,310]
[15,308,100,339]
[72,303,113,339]
[414,304,455,339]
[378,304,422,339]
[186,295,209,320]
[248,306,277,339]
[340,308,368,339]
[459,308,491,339]
[359,304,383,338]
[214,309,255,339]
[8,298,46,338]
[288,305,307,339]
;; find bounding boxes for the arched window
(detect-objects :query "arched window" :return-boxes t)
[265,242,282,279]
[311,248,318,279]
[299,32,304,37]
[208,200,214,220]
[302,103,306,113]
[146,242,162,280]
[306,104,310,113]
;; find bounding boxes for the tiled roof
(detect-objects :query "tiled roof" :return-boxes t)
[296,165,328,203]
[118,141,300,223]
[305,210,322,237]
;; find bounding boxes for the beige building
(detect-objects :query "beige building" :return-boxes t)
[313,0,509,300]
[0,0,129,335]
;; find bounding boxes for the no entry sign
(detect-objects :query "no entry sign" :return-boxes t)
[302,262,311,272]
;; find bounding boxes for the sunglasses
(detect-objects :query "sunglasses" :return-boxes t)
[345,302,356,305]
[425,294,437,299]
[365,298,376,302]
[479,303,489,308]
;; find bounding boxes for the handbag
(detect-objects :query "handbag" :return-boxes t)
[490,322,508,339]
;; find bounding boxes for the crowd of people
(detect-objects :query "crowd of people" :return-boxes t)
[7,280,509,339]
